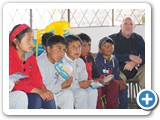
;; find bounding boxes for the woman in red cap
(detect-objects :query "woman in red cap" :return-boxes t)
[9,24,56,109]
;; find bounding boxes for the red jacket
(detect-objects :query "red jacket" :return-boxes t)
[9,46,46,93]
[80,53,100,80]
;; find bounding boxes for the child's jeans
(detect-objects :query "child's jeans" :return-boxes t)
[96,80,118,109]
[27,93,56,109]
[118,86,128,109]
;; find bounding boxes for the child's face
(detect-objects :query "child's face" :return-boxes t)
[47,43,66,64]
[66,41,81,60]
[16,32,34,52]
[100,42,114,56]
[81,41,91,57]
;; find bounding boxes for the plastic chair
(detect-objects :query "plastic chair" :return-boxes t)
[126,79,141,108]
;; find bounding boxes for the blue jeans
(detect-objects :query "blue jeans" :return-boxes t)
[27,93,56,109]
[118,86,128,109]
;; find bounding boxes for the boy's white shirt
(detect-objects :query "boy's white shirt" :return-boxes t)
[37,53,88,93]
[37,53,63,94]
[40,50,46,56]
[63,53,88,90]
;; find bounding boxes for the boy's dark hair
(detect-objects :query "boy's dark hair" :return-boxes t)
[46,35,67,48]
[77,33,91,42]
[99,36,115,49]
[42,32,53,46]
[9,24,32,46]
[65,34,82,46]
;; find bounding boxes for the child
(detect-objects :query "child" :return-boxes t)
[37,35,74,109]
[9,24,56,109]
[78,33,99,80]
[78,33,118,109]
[40,32,53,56]
[96,36,128,109]
[63,34,98,109]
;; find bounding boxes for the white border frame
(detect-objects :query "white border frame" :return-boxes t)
[3,2,151,115]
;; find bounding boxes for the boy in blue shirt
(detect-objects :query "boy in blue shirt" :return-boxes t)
[96,36,128,109]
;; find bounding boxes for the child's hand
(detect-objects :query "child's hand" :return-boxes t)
[61,77,73,89]
[118,80,126,90]
[92,78,104,85]
[44,89,54,101]
[37,89,48,101]
[79,80,89,89]
[38,89,54,101]
[13,79,20,84]
[93,78,102,83]
[31,88,53,101]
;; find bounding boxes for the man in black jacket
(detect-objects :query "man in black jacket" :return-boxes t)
[109,17,145,89]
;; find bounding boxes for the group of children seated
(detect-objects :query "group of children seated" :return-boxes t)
[9,24,128,109]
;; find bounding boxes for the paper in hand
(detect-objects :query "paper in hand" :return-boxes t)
[54,60,73,80]
[89,74,115,89]
[102,74,115,85]
[89,80,104,89]
[9,72,28,92]
[9,72,29,82]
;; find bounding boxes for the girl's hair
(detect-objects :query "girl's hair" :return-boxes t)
[77,33,91,42]
[9,24,32,46]
[64,34,82,47]
[46,35,67,48]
